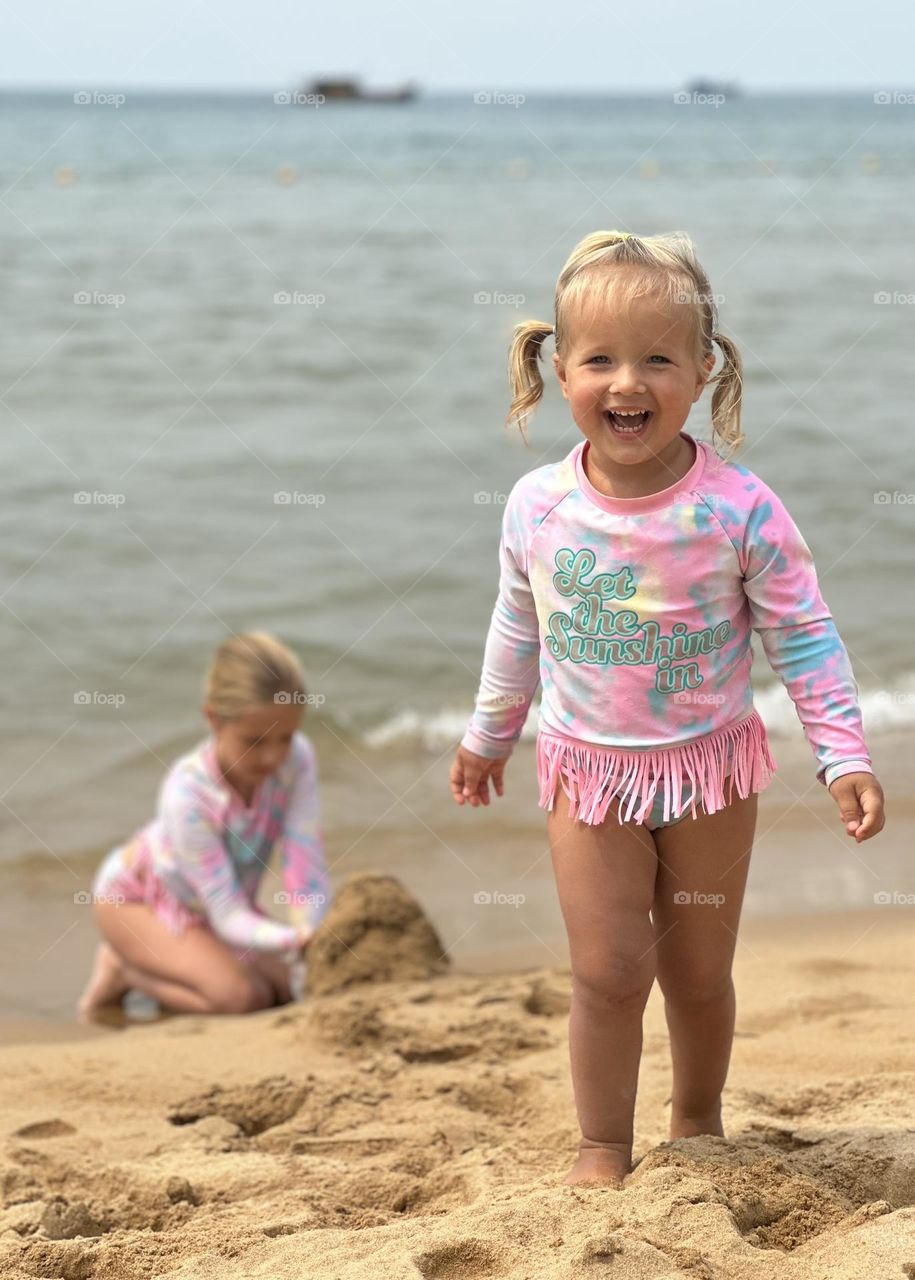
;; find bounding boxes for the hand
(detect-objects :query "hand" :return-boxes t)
[450,746,509,808]
[828,772,885,843]
[294,926,314,953]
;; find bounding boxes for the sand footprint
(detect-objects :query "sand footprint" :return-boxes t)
[167,1074,308,1136]
[413,1239,504,1278]
[12,1119,76,1140]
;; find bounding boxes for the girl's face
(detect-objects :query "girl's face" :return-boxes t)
[204,700,303,796]
[552,281,714,483]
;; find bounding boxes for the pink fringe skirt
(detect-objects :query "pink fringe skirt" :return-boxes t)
[537,709,776,827]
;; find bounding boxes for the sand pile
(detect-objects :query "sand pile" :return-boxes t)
[305,871,450,995]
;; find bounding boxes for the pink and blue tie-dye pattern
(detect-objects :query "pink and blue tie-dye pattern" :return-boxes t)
[460,432,873,826]
[92,730,330,951]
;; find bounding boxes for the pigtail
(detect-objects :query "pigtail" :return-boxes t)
[708,332,744,459]
[505,320,555,442]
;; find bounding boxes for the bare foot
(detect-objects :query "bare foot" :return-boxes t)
[77,943,131,1021]
[564,1140,631,1187]
[669,1104,724,1142]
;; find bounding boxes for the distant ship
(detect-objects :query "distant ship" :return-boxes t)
[684,79,742,98]
[302,78,419,103]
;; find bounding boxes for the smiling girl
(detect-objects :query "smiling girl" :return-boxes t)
[449,230,885,1186]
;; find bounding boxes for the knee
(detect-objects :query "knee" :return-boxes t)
[208,977,273,1015]
[660,968,733,1008]
[572,953,655,1009]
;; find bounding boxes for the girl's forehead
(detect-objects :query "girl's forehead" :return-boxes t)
[567,297,694,351]
[234,703,301,734]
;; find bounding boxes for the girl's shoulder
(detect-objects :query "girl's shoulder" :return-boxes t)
[695,440,791,518]
[504,444,580,527]
[157,736,225,813]
[694,442,809,565]
[285,729,318,779]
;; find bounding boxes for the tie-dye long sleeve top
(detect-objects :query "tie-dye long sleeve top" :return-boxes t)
[461,432,873,816]
[98,730,330,952]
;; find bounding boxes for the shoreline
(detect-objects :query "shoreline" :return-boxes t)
[1,724,908,1029]
[0,902,907,1049]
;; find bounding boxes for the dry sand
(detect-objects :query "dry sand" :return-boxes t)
[2,873,915,1279]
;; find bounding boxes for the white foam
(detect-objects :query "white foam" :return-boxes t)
[361,677,915,751]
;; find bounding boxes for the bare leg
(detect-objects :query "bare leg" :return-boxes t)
[247,950,294,1005]
[87,902,275,1016]
[652,792,758,1140]
[77,941,132,1018]
[547,783,659,1186]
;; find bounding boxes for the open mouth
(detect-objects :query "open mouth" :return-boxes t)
[606,409,652,436]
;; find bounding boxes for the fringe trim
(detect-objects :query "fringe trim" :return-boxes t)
[537,710,776,827]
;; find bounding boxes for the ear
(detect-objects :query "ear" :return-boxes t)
[552,350,570,401]
[693,352,716,402]
[202,703,219,735]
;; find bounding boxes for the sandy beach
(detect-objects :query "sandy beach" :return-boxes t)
[2,58,912,1280]
[2,874,915,1279]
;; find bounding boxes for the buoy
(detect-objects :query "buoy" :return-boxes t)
[506,158,531,180]
[276,164,299,185]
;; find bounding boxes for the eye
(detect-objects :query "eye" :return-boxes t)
[587,355,609,364]
[648,355,669,363]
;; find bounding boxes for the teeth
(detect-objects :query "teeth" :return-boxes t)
[608,408,649,434]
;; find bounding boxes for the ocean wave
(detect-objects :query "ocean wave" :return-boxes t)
[362,678,915,751]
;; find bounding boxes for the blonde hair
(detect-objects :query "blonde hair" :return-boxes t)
[506,229,743,458]
[204,631,306,722]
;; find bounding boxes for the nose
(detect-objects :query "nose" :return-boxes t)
[259,747,286,774]
[610,365,647,394]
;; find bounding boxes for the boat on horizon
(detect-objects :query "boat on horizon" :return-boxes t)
[684,79,742,98]
[301,77,420,103]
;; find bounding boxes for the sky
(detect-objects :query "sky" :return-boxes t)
[0,0,910,92]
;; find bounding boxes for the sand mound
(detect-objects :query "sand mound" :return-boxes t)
[305,872,450,995]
